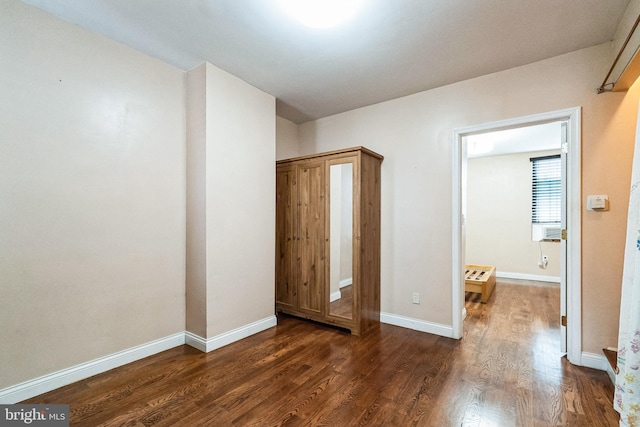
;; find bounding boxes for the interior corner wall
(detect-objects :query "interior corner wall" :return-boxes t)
[185,64,208,338]
[298,43,636,354]
[203,63,276,338]
[466,150,561,280]
[276,116,300,160]
[0,0,186,389]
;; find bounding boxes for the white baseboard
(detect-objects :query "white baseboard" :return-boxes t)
[339,278,352,288]
[497,271,560,283]
[185,315,277,353]
[580,352,607,371]
[606,362,616,384]
[330,278,353,302]
[381,312,454,338]
[0,315,278,404]
[329,290,341,302]
[0,332,186,404]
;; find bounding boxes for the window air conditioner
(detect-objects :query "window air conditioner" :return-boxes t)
[542,225,562,240]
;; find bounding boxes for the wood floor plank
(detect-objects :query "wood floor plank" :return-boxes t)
[23,281,619,426]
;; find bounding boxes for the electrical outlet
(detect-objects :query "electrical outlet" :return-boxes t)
[412,292,420,304]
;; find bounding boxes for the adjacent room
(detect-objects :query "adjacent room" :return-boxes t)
[464,122,563,324]
[2,0,640,425]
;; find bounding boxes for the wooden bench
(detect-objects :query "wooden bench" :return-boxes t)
[465,264,496,303]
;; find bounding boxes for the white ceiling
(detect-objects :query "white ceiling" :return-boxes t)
[465,122,561,158]
[20,0,630,124]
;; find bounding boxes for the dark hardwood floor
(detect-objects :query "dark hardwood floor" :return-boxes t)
[24,281,619,426]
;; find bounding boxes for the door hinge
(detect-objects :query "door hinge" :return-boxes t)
[561,229,567,240]
[561,315,567,327]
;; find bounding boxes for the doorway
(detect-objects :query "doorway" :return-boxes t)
[452,107,582,365]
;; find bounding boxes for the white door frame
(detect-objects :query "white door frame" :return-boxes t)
[451,107,582,365]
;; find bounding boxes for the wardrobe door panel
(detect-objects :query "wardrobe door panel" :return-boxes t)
[297,162,325,314]
[275,165,297,309]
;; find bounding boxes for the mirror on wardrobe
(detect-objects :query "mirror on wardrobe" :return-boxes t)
[329,162,353,319]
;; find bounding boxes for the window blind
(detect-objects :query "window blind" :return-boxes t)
[531,155,561,224]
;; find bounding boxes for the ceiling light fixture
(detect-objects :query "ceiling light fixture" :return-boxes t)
[278,0,364,29]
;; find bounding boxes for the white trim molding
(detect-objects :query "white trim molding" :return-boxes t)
[329,291,342,302]
[0,333,185,404]
[381,312,454,338]
[606,362,616,384]
[0,316,278,404]
[339,278,353,288]
[185,316,277,353]
[496,272,561,283]
[330,279,353,302]
[580,352,607,371]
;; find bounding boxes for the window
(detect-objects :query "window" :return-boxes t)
[531,155,561,224]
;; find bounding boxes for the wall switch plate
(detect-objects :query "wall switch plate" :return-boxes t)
[412,292,420,304]
[587,195,608,211]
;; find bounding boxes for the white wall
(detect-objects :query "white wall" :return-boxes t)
[0,0,186,389]
[299,43,637,354]
[204,63,276,337]
[185,64,208,338]
[466,150,561,280]
[276,116,299,160]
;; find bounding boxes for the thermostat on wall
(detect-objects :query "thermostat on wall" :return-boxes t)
[587,195,608,211]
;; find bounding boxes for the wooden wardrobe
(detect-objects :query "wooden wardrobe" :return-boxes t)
[275,147,383,336]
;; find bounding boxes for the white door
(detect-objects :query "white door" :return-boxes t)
[560,121,568,354]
